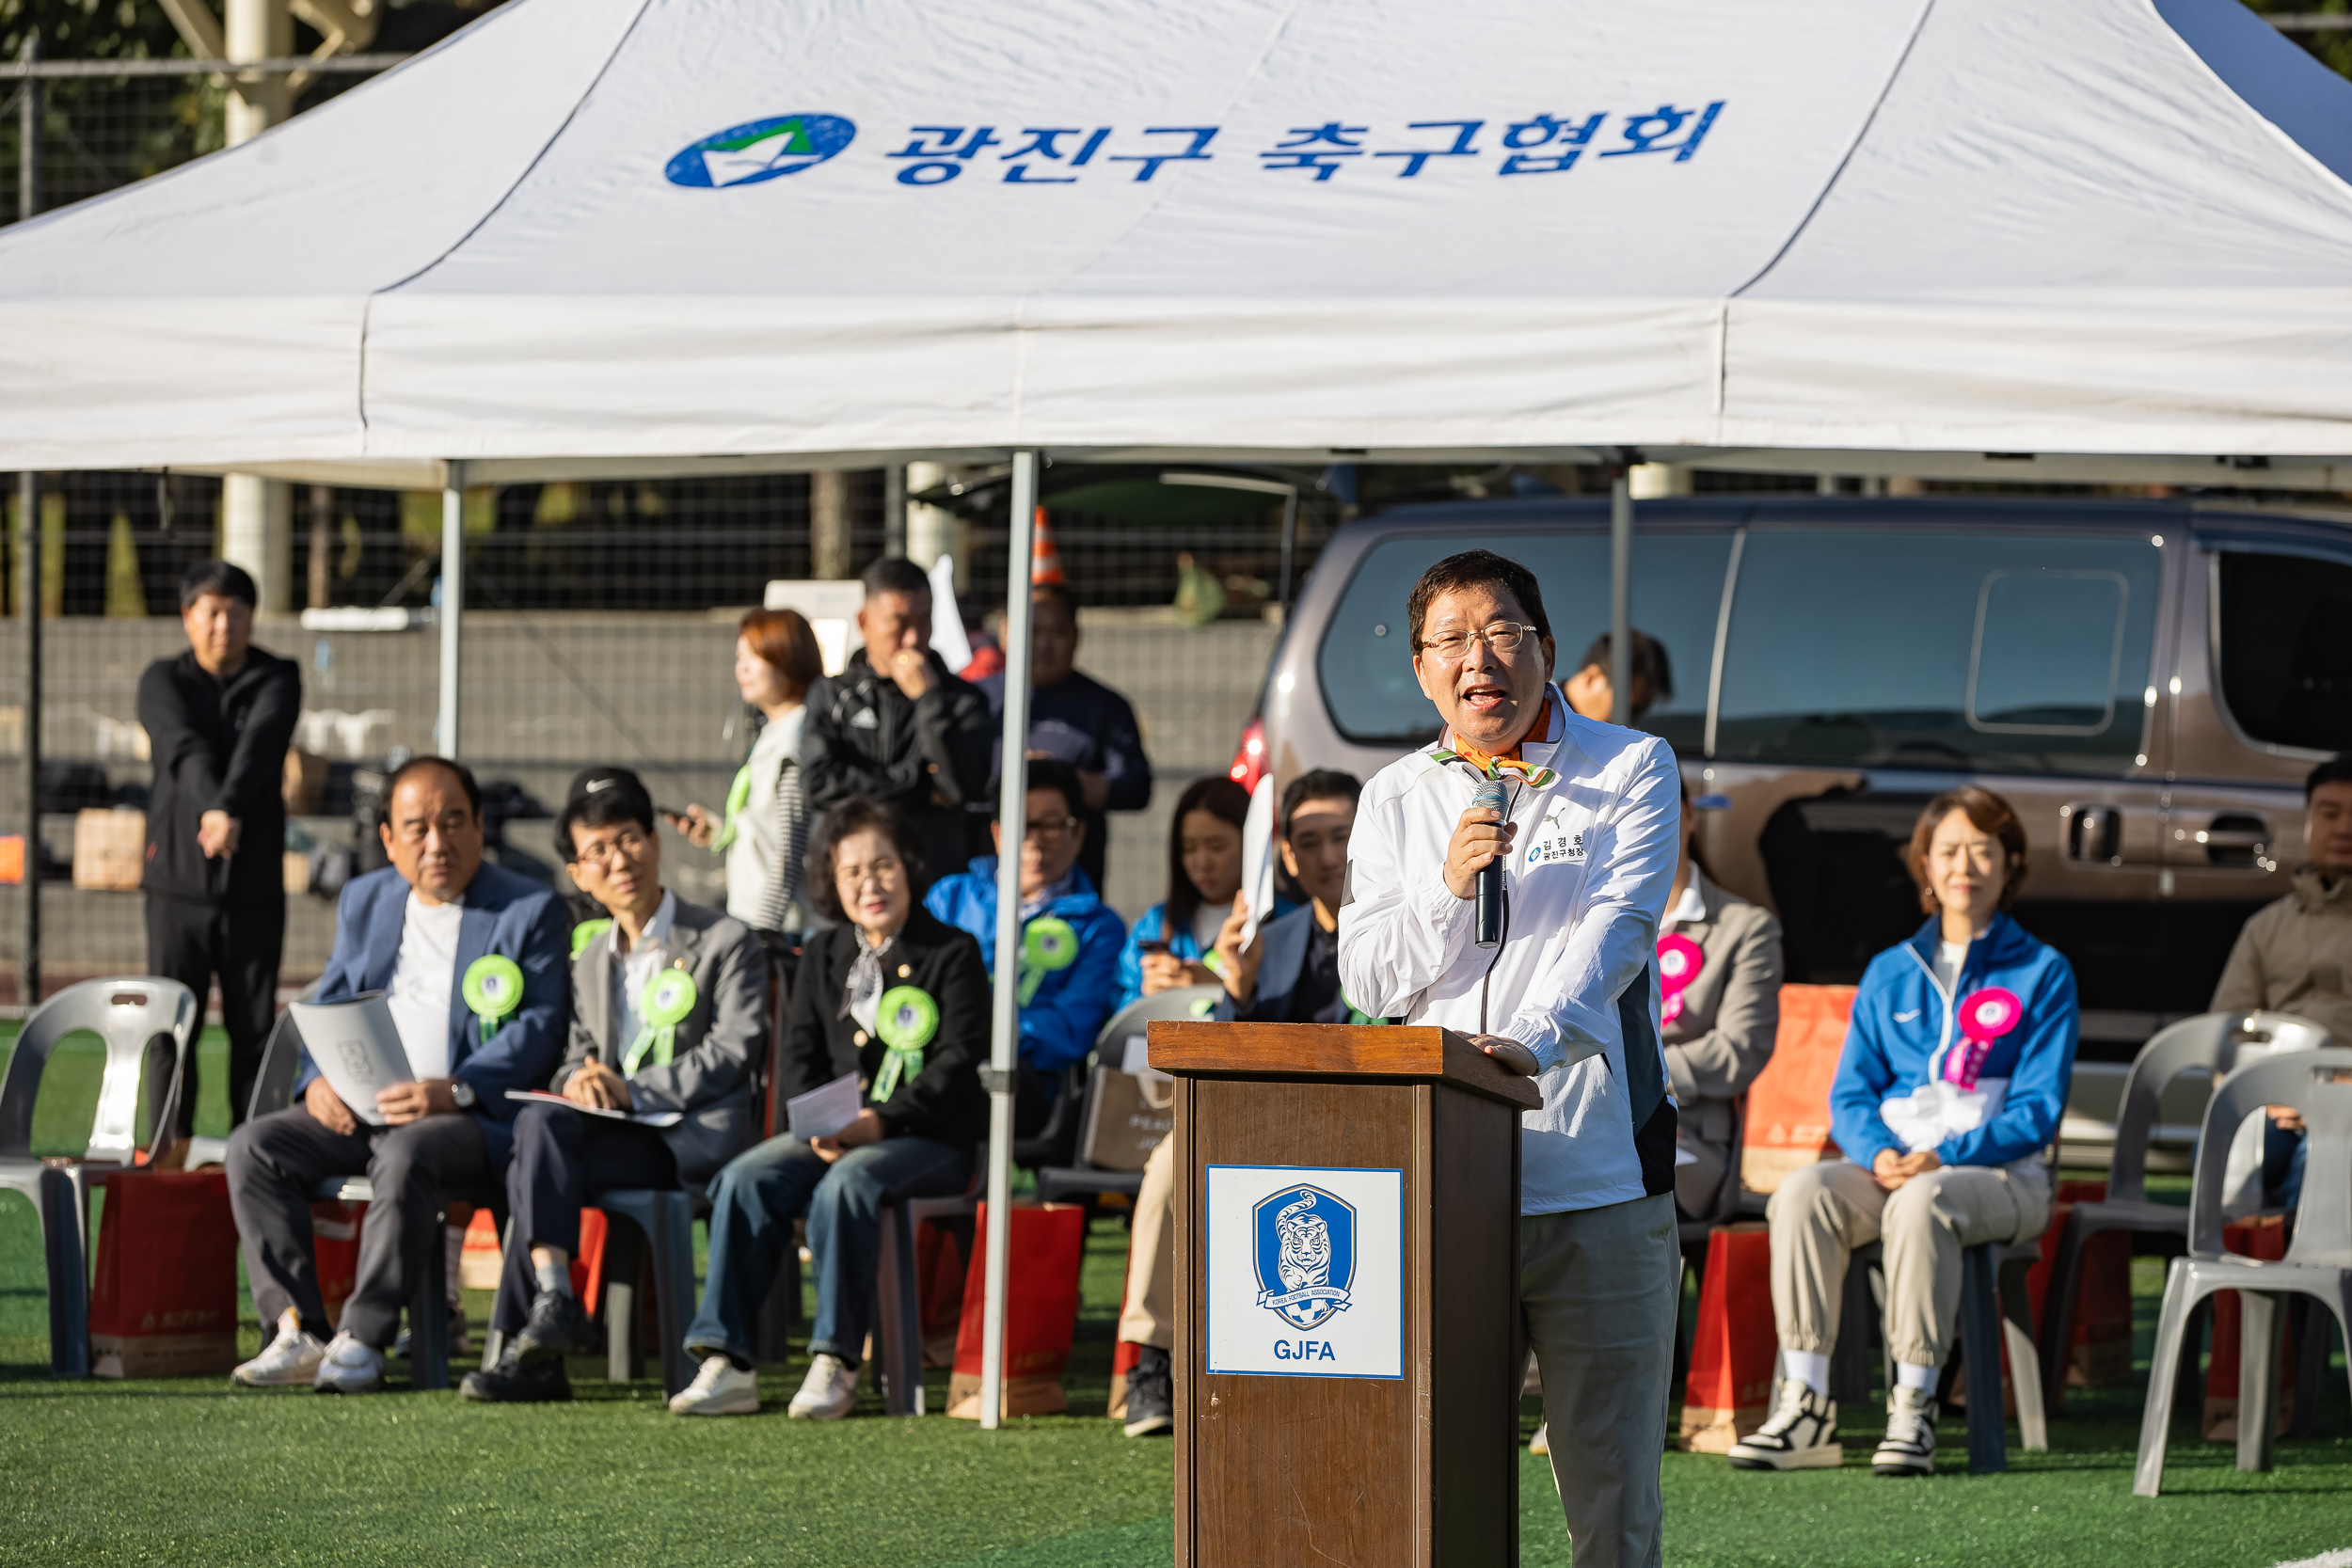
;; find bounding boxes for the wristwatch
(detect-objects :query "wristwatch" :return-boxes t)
[449,1079,477,1110]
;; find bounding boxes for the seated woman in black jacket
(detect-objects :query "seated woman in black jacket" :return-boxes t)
[670,795,988,1419]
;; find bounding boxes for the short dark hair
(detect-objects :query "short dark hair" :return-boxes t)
[861,557,932,601]
[807,795,927,923]
[1031,580,1078,622]
[179,559,258,610]
[1015,758,1087,820]
[1280,768,1361,833]
[1576,628,1676,704]
[1908,785,2029,911]
[383,755,481,817]
[1406,549,1550,649]
[2308,752,2352,800]
[557,768,655,862]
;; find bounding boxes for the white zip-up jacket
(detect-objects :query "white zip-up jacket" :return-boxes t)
[1338,687,1682,1215]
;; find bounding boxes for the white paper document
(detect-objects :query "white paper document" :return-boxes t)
[1238,775,1276,948]
[503,1089,684,1128]
[290,993,411,1127]
[786,1072,864,1141]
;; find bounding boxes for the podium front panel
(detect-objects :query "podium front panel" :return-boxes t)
[1172,1066,1518,1568]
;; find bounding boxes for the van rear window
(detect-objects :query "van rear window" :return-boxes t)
[1314,531,1734,750]
[1715,532,2160,775]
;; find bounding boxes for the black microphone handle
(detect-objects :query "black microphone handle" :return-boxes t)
[1471,777,1508,949]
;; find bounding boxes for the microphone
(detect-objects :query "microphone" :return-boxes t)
[1472,776,1508,949]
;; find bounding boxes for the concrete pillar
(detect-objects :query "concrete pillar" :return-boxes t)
[810,469,852,578]
[904,461,969,590]
[219,472,292,611]
[222,0,291,601]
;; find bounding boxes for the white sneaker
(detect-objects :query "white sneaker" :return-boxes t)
[1528,1421,1549,1455]
[312,1331,387,1394]
[786,1352,860,1419]
[668,1354,760,1417]
[1872,1385,1938,1476]
[232,1309,326,1387]
[1726,1379,1842,1470]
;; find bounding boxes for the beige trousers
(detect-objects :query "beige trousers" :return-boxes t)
[1116,1135,1177,1349]
[1523,1193,1681,1568]
[1766,1158,2051,1370]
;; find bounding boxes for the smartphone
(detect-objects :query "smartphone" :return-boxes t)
[1136,940,1169,957]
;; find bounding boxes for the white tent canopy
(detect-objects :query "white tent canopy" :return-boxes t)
[7,0,2352,483]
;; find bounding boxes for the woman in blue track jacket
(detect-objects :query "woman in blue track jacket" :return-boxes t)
[1729,786,2077,1479]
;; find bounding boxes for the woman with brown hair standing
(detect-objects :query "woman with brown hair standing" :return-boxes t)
[1728,785,2077,1478]
[679,608,825,935]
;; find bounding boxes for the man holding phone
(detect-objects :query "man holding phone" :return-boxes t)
[225,757,568,1393]
[1338,550,1682,1568]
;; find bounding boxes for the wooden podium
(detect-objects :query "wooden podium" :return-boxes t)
[1149,1022,1543,1568]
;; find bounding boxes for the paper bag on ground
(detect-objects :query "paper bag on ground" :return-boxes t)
[290,993,412,1125]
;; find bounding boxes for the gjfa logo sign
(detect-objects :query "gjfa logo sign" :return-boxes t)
[1206,1164,1402,1380]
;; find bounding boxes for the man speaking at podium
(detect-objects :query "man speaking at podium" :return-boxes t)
[1338,550,1682,1568]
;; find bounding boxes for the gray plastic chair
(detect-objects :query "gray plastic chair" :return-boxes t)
[2040,1010,2328,1415]
[1036,985,1220,1208]
[0,977,199,1377]
[873,1158,986,1417]
[2133,1046,2352,1496]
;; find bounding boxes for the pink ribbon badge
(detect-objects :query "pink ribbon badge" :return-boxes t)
[1944,986,2023,1090]
[1657,933,1705,1026]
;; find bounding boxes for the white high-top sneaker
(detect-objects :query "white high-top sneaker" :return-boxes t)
[1872,1385,1939,1476]
[231,1309,327,1387]
[1726,1379,1843,1470]
[312,1331,387,1394]
[786,1353,860,1420]
[668,1354,760,1417]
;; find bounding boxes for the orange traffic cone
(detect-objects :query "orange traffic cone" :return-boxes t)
[1030,506,1065,585]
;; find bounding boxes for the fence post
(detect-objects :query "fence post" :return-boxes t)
[18,35,39,1009]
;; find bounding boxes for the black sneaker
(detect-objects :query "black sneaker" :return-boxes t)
[512,1289,593,1366]
[1122,1345,1173,1437]
[1726,1379,1842,1470]
[461,1350,573,1404]
[1872,1386,1937,1476]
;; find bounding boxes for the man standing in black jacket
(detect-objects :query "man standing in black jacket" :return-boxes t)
[138,561,302,1138]
[800,557,993,890]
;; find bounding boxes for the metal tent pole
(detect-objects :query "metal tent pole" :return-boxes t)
[978,449,1039,1431]
[1609,464,1633,725]
[436,464,465,757]
[19,35,40,1010]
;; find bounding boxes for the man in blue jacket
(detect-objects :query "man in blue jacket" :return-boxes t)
[226,756,569,1393]
[924,759,1124,1131]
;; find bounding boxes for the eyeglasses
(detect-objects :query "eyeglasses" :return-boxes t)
[1024,816,1080,843]
[572,829,649,867]
[1416,622,1540,661]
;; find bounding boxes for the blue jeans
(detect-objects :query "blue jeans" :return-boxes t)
[2265,1119,2308,1211]
[684,1133,970,1368]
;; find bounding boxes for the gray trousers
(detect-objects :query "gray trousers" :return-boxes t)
[1766,1159,2050,1370]
[1523,1192,1680,1568]
[225,1105,491,1347]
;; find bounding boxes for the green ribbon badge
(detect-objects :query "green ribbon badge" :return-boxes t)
[624,967,698,1077]
[462,955,524,1046]
[1017,916,1081,1005]
[709,762,754,853]
[570,918,613,960]
[870,985,939,1101]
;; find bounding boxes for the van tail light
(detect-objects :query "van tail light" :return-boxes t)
[1229,716,1268,791]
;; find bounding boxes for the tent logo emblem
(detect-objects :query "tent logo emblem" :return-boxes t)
[1253,1185,1355,1331]
[666,114,856,188]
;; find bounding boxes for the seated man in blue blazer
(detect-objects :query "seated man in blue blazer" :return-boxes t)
[227,756,569,1394]
[1211,768,1368,1024]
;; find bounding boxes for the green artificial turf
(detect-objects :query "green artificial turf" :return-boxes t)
[1,1028,2347,1567]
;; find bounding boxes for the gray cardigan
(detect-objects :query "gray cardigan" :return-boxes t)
[1661,866,1784,1218]
[557,894,770,1182]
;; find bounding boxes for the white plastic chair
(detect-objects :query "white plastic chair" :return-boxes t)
[0,977,200,1375]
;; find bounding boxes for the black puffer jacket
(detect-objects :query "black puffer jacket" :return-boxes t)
[800,648,992,885]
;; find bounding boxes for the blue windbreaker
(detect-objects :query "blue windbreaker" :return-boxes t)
[1830,911,2077,1170]
[924,858,1127,1073]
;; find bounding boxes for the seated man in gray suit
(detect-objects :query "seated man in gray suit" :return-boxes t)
[463,768,770,1403]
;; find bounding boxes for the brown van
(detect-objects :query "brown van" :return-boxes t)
[1247,496,2350,1127]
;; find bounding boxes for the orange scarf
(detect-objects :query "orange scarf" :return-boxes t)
[1444,687,1565,780]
